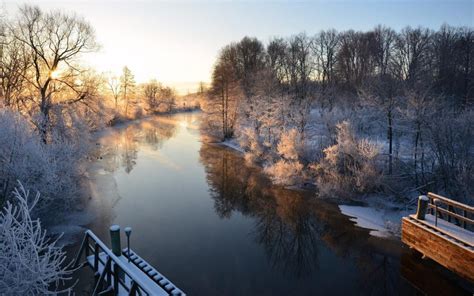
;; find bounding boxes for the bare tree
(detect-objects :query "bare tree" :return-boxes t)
[312,29,339,88]
[120,66,135,117]
[393,26,432,86]
[0,20,29,109]
[207,44,242,139]
[144,79,161,113]
[267,38,290,85]
[11,5,98,142]
[456,27,474,107]
[107,75,121,110]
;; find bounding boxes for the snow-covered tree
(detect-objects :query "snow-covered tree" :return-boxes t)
[0,110,87,213]
[313,121,382,197]
[0,182,73,294]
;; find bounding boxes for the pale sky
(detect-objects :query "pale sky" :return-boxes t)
[4,1,473,93]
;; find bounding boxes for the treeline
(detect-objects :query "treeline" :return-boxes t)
[105,67,201,125]
[202,25,473,201]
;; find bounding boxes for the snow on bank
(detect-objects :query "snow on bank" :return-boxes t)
[220,139,245,153]
[339,205,410,238]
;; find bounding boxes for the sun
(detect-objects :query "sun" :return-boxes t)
[49,69,60,79]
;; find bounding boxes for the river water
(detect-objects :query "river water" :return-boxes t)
[71,112,471,295]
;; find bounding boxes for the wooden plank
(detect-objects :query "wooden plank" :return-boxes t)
[402,217,474,282]
[122,248,186,296]
[412,214,474,246]
[400,252,471,296]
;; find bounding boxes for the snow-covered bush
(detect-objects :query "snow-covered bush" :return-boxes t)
[264,160,304,186]
[265,129,305,186]
[239,127,265,164]
[313,121,382,197]
[0,182,73,294]
[0,110,88,214]
[277,129,300,161]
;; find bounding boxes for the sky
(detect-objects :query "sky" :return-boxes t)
[4,0,473,93]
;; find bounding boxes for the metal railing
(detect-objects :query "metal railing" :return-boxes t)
[73,230,156,296]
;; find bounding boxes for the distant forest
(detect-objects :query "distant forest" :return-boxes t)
[202,25,473,201]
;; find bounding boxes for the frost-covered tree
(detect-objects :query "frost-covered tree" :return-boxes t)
[10,5,98,143]
[313,121,382,197]
[239,127,265,164]
[202,26,474,198]
[0,110,86,212]
[0,182,73,294]
[120,66,136,117]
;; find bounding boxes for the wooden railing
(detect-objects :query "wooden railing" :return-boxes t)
[73,230,156,295]
[426,192,474,229]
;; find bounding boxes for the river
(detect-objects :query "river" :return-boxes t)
[70,112,471,295]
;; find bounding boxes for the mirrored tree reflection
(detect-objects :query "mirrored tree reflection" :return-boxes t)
[198,143,470,295]
[98,116,178,173]
[121,127,138,173]
[199,144,321,278]
[253,188,321,278]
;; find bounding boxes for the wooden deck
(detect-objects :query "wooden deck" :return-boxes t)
[401,193,473,283]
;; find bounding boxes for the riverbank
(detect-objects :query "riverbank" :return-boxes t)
[217,138,415,238]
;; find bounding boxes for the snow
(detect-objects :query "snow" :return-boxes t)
[220,139,245,153]
[110,224,120,231]
[422,214,473,245]
[86,252,169,296]
[339,204,409,238]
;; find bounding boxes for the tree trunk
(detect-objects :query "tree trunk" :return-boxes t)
[414,123,420,186]
[388,109,393,175]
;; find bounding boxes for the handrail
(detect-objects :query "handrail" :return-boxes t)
[86,230,158,295]
[427,204,474,225]
[427,192,474,213]
[426,192,473,229]
[74,230,159,295]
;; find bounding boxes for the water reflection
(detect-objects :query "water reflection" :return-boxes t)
[100,117,179,174]
[199,143,471,295]
[200,145,321,277]
[71,112,471,295]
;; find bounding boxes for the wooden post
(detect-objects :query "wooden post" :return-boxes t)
[125,227,132,263]
[94,243,100,274]
[463,210,467,229]
[85,234,90,258]
[434,199,440,227]
[109,225,122,257]
[113,262,119,294]
[130,281,138,296]
[416,195,429,220]
[447,205,453,223]
[93,257,111,295]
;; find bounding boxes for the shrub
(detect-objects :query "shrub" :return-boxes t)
[264,159,304,186]
[0,110,88,214]
[0,182,73,294]
[264,129,304,186]
[313,121,382,197]
[239,127,265,164]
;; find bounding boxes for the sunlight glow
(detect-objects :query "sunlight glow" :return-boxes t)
[49,69,60,80]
